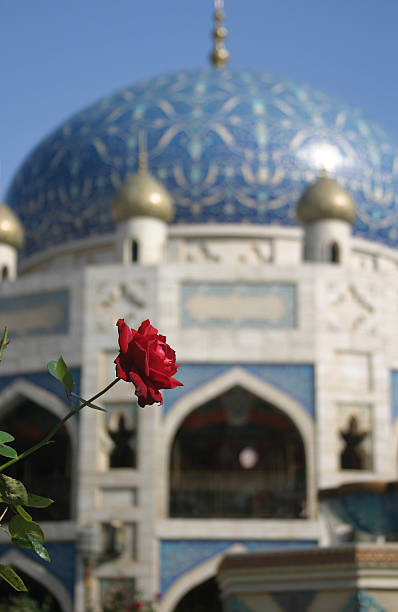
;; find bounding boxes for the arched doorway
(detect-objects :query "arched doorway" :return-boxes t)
[173,578,222,612]
[0,568,62,611]
[0,398,71,520]
[169,386,306,518]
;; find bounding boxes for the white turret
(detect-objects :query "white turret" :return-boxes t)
[111,150,173,265]
[0,202,24,281]
[296,173,356,264]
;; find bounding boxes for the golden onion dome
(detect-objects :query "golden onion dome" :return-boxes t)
[0,202,24,249]
[296,175,356,224]
[111,170,174,223]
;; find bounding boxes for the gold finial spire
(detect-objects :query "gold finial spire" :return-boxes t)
[210,0,229,68]
[138,130,148,172]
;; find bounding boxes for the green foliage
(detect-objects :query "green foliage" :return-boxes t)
[0,593,53,612]
[0,328,8,362]
[0,333,121,593]
[0,565,27,591]
[0,432,14,444]
[9,516,50,562]
[70,392,106,412]
[16,505,32,521]
[25,493,54,509]
[0,475,28,506]
[47,356,74,396]
[0,432,17,459]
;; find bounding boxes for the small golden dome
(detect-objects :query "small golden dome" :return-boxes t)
[0,203,24,249]
[111,171,174,223]
[296,175,356,224]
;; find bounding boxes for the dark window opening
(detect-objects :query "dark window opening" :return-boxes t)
[169,386,307,519]
[340,416,368,470]
[0,400,72,520]
[330,242,340,263]
[131,239,139,263]
[173,578,222,612]
[108,414,136,468]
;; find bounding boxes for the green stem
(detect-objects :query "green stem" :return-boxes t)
[0,378,120,473]
[0,327,8,363]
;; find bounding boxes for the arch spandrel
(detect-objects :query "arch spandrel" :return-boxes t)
[0,549,73,612]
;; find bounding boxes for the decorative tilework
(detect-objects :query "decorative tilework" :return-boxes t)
[325,490,398,536]
[342,590,386,612]
[162,363,314,418]
[160,539,316,594]
[7,68,398,259]
[0,290,69,338]
[390,371,398,422]
[0,542,76,595]
[0,369,81,407]
[181,282,296,327]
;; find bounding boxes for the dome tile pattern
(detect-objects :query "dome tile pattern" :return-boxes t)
[7,68,398,258]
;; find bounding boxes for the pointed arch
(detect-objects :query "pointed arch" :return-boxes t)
[159,544,245,612]
[158,367,316,519]
[0,378,78,519]
[0,549,73,612]
[0,378,77,447]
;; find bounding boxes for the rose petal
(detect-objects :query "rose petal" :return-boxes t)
[129,371,148,401]
[115,318,183,405]
[117,319,133,353]
[115,355,128,381]
[130,340,150,377]
[138,319,158,337]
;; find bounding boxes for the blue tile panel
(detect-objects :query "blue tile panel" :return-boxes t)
[0,290,69,338]
[160,539,317,594]
[181,283,296,328]
[342,590,386,612]
[390,371,398,422]
[163,364,315,418]
[0,369,81,406]
[7,68,398,259]
[0,542,76,595]
[325,489,398,536]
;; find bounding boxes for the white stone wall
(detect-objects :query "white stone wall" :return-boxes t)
[19,224,398,275]
[0,244,17,280]
[4,224,398,609]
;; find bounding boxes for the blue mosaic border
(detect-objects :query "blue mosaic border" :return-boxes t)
[0,290,69,338]
[160,539,317,594]
[342,590,386,612]
[181,283,296,328]
[0,369,81,408]
[390,371,398,422]
[163,363,314,418]
[0,541,76,596]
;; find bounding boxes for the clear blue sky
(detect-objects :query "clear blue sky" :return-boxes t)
[1,0,398,198]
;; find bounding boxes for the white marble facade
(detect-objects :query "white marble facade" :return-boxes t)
[0,219,397,610]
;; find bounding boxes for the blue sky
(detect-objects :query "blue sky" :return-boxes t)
[1,0,398,197]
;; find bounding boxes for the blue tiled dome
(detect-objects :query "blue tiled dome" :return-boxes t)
[7,68,398,258]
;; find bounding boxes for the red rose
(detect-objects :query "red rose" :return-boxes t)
[115,319,182,407]
[134,602,143,610]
